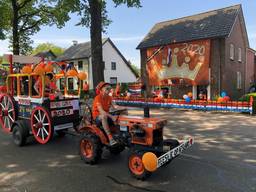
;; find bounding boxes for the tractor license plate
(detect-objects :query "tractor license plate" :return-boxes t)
[157,138,194,168]
[51,108,74,117]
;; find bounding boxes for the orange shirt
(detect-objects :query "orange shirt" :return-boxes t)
[92,94,112,119]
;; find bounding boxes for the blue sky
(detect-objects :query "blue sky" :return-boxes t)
[0,0,255,67]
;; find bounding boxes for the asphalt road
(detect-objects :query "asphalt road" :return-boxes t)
[0,108,256,192]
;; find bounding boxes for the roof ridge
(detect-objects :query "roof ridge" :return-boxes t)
[156,4,241,26]
[70,37,109,46]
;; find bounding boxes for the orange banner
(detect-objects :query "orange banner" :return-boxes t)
[146,39,211,86]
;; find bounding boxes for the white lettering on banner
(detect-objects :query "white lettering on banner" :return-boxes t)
[51,109,74,117]
[50,101,72,109]
[157,138,193,168]
[18,99,31,106]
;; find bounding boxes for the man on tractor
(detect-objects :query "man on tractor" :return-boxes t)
[92,81,124,146]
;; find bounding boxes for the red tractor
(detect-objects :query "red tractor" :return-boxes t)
[79,104,194,180]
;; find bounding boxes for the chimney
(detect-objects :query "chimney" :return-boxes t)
[72,40,78,46]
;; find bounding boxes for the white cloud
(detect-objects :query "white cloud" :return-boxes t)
[0,40,12,55]
[111,36,144,42]
[33,37,90,48]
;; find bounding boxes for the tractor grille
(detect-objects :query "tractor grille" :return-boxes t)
[152,128,163,146]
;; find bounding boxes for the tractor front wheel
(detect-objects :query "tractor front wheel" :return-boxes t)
[79,132,102,164]
[128,151,151,180]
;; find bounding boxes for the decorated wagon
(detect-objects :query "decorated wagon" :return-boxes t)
[0,55,87,146]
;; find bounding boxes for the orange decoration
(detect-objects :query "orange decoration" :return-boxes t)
[142,152,158,172]
[78,72,87,80]
[217,97,224,103]
[66,69,78,77]
[188,92,193,98]
[44,63,53,73]
[34,65,45,75]
[21,66,32,74]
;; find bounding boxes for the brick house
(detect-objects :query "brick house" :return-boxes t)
[137,4,255,100]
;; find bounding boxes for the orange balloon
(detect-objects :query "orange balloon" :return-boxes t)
[188,92,193,98]
[34,65,45,75]
[78,72,87,80]
[21,66,32,74]
[44,63,53,73]
[66,69,78,77]
[217,97,224,103]
[142,152,158,172]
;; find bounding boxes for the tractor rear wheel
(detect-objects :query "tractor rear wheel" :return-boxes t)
[79,132,102,164]
[128,151,151,180]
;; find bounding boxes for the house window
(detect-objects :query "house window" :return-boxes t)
[230,44,234,60]
[68,78,74,90]
[78,61,83,70]
[237,71,242,89]
[111,62,116,70]
[238,48,242,62]
[110,77,117,85]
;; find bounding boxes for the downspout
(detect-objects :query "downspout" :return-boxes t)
[218,39,222,94]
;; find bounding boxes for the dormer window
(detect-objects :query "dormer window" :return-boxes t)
[230,44,234,60]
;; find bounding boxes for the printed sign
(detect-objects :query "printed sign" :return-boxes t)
[157,138,194,167]
[147,40,211,85]
[18,99,31,106]
[51,108,74,117]
[50,100,72,109]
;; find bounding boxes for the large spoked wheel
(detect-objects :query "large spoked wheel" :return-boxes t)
[79,131,102,164]
[0,94,16,133]
[128,151,151,180]
[31,106,52,144]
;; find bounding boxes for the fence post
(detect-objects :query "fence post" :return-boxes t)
[249,96,254,115]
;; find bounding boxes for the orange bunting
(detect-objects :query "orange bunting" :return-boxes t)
[66,69,78,77]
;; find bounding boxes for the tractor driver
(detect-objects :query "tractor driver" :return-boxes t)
[92,81,122,146]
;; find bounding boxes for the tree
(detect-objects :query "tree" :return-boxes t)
[0,0,72,55]
[68,0,141,88]
[128,61,140,76]
[32,43,65,56]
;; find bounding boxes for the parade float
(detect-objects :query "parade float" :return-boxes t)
[0,54,87,145]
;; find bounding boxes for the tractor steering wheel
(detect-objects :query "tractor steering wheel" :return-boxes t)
[110,108,128,124]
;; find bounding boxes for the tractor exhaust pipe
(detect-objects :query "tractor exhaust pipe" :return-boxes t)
[144,106,150,118]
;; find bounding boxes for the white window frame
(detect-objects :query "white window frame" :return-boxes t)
[78,60,83,70]
[238,48,242,62]
[230,44,234,60]
[111,62,116,70]
[237,71,242,89]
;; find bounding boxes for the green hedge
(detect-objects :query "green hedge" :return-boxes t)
[238,93,256,102]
